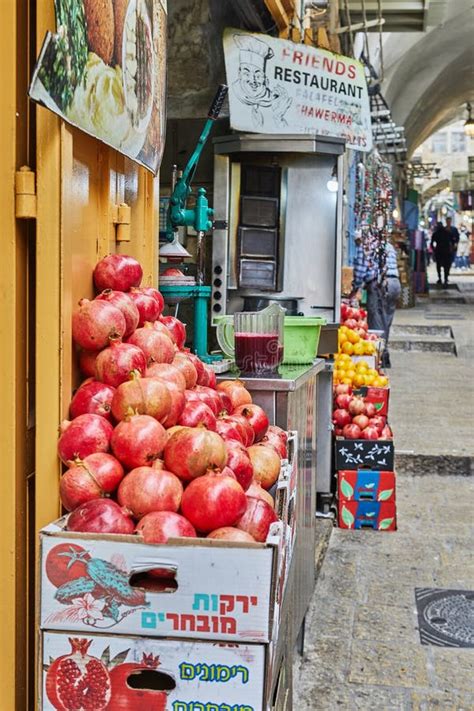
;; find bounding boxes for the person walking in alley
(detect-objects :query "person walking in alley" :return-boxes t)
[431,221,456,286]
[446,216,460,266]
[455,226,471,270]
[380,239,401,368]
[349,235,385,332]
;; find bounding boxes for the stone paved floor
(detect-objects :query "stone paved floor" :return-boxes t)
[293,475,474,710]
[294,274,474,709]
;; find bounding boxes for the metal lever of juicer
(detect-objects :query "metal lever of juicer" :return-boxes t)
[165,84,228,243]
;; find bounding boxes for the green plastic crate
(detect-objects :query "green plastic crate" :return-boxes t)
[283,316,326,364]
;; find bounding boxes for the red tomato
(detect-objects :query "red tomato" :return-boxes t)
[45,543,91,588]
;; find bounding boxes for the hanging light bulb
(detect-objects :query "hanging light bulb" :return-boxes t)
[464,102,474,137]
[326,164,339,192]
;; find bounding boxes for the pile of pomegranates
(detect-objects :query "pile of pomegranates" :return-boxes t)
[340,302,378,342]
[59,254,288,546]
[333,383,393,441]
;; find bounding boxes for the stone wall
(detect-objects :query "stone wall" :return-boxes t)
[167,0,238,118]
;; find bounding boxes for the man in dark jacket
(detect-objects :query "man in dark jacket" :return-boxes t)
[431,222,456,286]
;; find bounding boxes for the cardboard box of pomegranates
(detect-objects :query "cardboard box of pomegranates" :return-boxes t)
[40,630,267,710]
[337,470,396,503]
[334,438,395,471]
[338,500,397,531]
[39,518,289,645]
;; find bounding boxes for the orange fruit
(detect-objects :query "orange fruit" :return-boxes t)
[338,333,348,346]
[341,342,354,355]
[352,341,365,356]
[353,374,365,388]
[341,377,353,385]
[364,374,375,386]
[347,330,360,344]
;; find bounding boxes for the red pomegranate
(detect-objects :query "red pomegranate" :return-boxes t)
[181,468,247,533]
[46,638,111,711]
[203,365,217,389]
[236,496,278,543]
[216,390,233,415]
[227,414,255,447]
[225,440,254,490]
[45,543,90,588]
[246,480,274,507]
[117,466,183,518]
[58,415,113,464]
[267,425,288,443]
[128,288,161,326]
[159,316,186,349]
[184,353,206,384]
[360,425,379,440]
[67,499,134,534]
[136,510,196,543]
[72,299,126,351]
[369,415,386,433]
[127,323,175,365]
[342,423,362,439]
[260,431,288,459]
[233,404,269,442]
[215,416,246,444]
[79,350,99,378]
[108,653,167,711]
[247,445,281,490]
[111,375,171,423]
[217,380,252,409]
[70,381,116,422]
[139,286,165,317]
[191,386,221,414]
[365,401,377,418]
[163,427,227,481]
[95,290,139,338]
[93,254,143,292]
[145,363,186,392]
[207,527,256,542]
[111,414,166,470]
[95,341,147,388]
[60,453,124,511]
[152,319,174,340]
[178,401,217,430]
[161,382,185,428]
[171,353,198,389]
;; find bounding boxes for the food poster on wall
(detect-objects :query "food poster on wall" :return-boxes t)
[223,28,372,151]
[30,0,167,175]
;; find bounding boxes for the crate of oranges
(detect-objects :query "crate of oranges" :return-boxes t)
[338,325,377,358]
[333,354,389,389]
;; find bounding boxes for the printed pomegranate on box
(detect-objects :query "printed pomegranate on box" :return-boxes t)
[42,632,267,710]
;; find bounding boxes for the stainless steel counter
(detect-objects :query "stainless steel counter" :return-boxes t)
[218,360,327,709]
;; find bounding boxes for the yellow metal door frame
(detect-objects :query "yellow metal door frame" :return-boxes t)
[0,0,159,707]
[0,0,31,708]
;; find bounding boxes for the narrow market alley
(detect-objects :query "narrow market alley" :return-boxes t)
[294,274,474,709]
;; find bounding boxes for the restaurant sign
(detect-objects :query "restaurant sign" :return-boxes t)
[223,28,372,151]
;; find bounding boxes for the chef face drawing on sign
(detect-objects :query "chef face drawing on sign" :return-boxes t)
[232,34,292,129]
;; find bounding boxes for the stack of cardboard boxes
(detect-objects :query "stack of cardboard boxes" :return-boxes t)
[38,440,298,710]
[334,388,397,531]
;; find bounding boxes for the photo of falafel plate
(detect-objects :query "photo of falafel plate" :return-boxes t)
[30,0,162,171]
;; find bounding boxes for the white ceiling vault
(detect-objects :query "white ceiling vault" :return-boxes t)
[354,0,474,154]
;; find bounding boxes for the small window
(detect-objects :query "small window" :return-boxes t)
[431,133,447,153]
[451,132,466,153]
